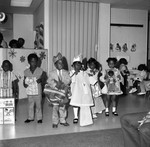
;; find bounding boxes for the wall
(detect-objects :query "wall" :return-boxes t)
[49,0,99,70]
[33,0,44,29]
[13,14,34,48]
[110,8,148,69]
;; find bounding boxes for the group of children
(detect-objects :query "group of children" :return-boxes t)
[1,52,150,128]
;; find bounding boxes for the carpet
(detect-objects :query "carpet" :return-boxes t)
[0,128,124,147]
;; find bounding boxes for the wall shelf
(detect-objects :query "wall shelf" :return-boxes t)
[110,23,143,27]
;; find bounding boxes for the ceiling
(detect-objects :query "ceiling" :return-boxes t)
[0,0,150,14]
[0,0,43,14]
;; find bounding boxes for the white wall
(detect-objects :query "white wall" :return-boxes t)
[13,14,34,48]
[110,8,148,69]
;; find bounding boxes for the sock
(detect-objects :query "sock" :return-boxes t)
[105,108,109,112]
[112,107,116,112]
[73,107,78,119]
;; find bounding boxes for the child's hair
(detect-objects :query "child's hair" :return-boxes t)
[1,60,13,71]
[119,58,128,65]
[9,39,18,48]
[87,57,102,70]
[138,64,147,71]
[106,57,117,64]
[27,53,39,63]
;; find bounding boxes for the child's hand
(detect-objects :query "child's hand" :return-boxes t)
[24,83,28,88]
[37,78,41,84]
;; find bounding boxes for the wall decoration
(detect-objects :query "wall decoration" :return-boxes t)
[122,43,128,52]
[115,43,121,52]
[20,56,26,63]
[34,23,44,49]
[8,49,17,58]
[131,44,136,52]
[110,43,113,51]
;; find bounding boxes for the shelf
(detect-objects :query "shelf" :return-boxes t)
[110,23,143,27]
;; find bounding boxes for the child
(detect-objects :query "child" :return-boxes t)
[24,53,45,124]
[86,58,105,119]
[46,53,71,128]
[70,54,94,126]
[118,58,130,95]
[129,64,147,95]
[0,60,19,120]
[101,57,123,116]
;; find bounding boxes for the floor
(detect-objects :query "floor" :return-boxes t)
[0,93,150,140]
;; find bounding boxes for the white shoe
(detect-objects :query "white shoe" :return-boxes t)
[137,92,146,95]
[93,114,97,118]
[129,88,137,94]
[97,111,103,114]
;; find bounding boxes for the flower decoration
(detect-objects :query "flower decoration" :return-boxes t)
[20,56,26,63]
[8,49,17,58]
[39,51,46,60]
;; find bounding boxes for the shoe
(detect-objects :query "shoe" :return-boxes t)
[60,122,69,126]
[112,111,118,116]
[137,92,146,95]
[129,88,137,94]
[52,124,58,128]
[105,112,109,116]
[97,111,103,114]
[73,118,78,124]
[37,120,42,123]
[24,119,34,123]
[93,114,98,119]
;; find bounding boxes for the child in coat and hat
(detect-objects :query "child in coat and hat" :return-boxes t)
[46,53,71,128]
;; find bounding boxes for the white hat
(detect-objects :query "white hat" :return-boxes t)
[72,54,82,63]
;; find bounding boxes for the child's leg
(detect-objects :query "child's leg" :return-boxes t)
[105,95,110,116]
[59,105,67,124]
[111,95,118,116]
[52,104,59,126]
[73,107,79,119]
[28,96,35,120]
[137,81,146,95]
[35,95,42,122]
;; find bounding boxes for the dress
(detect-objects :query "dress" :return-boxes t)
[70,70,94,126]
[101,68,123,95]
[86,68,105,114]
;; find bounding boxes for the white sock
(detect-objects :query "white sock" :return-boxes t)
[105,108,109,112]
[73,107,78,119]
[112,107,116,112]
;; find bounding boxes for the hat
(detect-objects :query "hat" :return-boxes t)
[72,54,82,63]
[53,52,63,63]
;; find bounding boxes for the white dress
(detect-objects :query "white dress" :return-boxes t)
[70,70,94,126]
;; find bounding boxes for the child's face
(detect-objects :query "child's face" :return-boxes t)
[29,58,38,68]
[89,62,96,70]
[108,60,115,69]
[55,59,63,70]
[3,62,10,72]
[74,62,82,72]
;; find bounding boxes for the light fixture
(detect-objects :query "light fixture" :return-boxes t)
[0,12,7,24]
[11,0,33,7]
